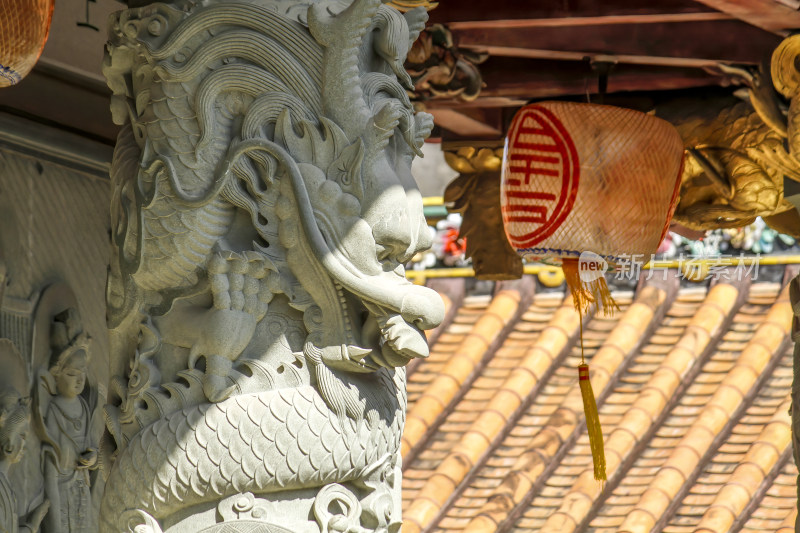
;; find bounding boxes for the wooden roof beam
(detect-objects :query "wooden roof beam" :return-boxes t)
[464,46,725,69]
[423,65,732,143]
[426,109,502,138]
[447,11,734,30]
[475,60,730,100]
[427,0,719,24]
[452,19,781,66]
[691,0,800,35]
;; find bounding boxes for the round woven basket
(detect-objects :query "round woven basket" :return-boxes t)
[501,101,684,265]
[1,0,54,88]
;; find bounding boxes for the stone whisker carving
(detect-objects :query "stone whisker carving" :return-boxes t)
[102,1,442,531]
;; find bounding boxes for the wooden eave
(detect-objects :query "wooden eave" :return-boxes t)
[422,0,793,142]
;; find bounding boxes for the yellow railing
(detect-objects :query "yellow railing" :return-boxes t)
[415,196,799,283]
[406,255,800,284]
[422,196,445,206]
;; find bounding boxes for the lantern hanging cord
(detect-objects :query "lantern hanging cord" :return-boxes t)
[563,258,609,482]
[579,310,585,365]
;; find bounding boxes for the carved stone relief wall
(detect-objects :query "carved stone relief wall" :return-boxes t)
[0,337,49,533]
[0,143,110,530]
[0,147,110,363]
[101,1,441,531]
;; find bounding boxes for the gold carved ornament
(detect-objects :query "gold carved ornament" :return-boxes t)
[672,35,800,236]
[443,146,524,281]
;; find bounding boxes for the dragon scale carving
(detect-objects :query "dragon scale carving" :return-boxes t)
[102,1,442,531]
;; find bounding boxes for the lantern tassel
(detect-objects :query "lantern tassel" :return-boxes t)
[563,257,612,483]
[561,258,619,316]
[579,363,606,482]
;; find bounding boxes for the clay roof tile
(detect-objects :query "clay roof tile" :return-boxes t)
[402,272,799,532]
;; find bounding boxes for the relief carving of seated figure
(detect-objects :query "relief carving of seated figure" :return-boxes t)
[0,389,49,533]
[38,310,97,533]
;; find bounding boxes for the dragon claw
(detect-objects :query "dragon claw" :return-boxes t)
[203,374,237,403]
[202,353,237,403]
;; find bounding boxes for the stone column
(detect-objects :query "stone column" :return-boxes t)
[100,1,443,531]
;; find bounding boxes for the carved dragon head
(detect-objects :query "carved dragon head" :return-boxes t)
[104,0,443,386]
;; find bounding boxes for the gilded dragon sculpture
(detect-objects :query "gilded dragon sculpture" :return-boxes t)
[101,1,443,531]
[668,35,800,235]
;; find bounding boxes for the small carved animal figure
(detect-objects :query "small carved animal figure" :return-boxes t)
[0,387,50,533]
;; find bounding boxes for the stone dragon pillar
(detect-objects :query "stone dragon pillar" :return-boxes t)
[100,1,443,531]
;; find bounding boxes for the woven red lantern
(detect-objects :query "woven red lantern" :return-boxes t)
[502,101,683,273]
[501,101,684,481]
[1,0,54,88]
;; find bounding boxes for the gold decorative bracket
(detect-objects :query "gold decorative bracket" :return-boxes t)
[443,144,523,280]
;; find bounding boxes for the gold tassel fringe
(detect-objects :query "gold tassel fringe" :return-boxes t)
[562,257,613,483]
[561,258,619,316]
[579,363,606,481]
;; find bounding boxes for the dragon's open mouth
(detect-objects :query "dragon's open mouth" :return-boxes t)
[332,279,431,371]
[362,299,430,368]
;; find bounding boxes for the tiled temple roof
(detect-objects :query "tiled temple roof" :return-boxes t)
[402,269,799,533]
